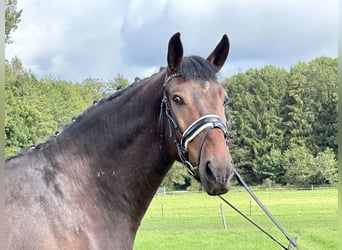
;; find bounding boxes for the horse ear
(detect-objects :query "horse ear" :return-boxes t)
[207,34,230,71]
[167,32,183,73]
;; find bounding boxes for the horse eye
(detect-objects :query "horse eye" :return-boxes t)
[223,97,229,106]
[172,95,184,105]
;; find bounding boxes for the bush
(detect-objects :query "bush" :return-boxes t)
[283,144,337,185]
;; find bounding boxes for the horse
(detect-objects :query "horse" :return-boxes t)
[5,32,234,249]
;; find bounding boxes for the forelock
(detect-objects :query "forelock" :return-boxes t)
[178,56,218,82]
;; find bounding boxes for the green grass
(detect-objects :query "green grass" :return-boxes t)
[134,188,338,250]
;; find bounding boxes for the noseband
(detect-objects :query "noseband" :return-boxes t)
[159,73,229,177]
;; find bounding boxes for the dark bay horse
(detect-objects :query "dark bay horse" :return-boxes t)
[5,33,234,249]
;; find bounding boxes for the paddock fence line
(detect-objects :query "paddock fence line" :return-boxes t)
[155,184,337,196]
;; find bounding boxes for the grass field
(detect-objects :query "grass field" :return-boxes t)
[134,188,338,250]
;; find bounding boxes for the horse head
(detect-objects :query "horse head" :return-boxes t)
[161,33,234,195]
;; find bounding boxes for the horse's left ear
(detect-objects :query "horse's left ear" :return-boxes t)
[167,32,183,73]
[207,34,230,71]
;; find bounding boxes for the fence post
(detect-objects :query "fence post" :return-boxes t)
[220,203,227,230]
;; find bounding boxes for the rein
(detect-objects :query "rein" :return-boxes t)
[219,169,301,250]
[159,73,228,177]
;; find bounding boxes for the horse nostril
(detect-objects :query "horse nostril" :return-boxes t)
[206,161,214,177]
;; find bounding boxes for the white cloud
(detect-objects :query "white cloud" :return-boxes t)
[124,0,168,29]
[5,0,338,82]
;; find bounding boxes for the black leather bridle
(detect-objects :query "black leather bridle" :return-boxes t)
[159,72,229,178]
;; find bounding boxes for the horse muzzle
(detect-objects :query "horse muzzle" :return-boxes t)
[199,157,234,195]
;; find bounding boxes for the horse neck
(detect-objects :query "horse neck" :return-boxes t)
[54,70,173,229]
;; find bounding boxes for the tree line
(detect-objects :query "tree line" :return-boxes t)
[5,56,338,188]
[225,57,338,186]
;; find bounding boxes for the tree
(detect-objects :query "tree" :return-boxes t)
[280,62,311,148]
[282,144,337,186]
[5,0,22,44]
[282,144,316,185]
[5,58,55,155]
[305,57,338,155]
[224,66,288,184]
[81,77,105,101]
[160,162,189,190]
[255,147,285,184]
[224,72,256,183]
[280,57,338,155]
[105,74,130,94]
[313,148,338,185]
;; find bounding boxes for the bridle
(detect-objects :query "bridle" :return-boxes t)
[159,72,229,177]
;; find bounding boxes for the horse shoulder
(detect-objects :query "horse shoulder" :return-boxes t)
[5,153,91,249]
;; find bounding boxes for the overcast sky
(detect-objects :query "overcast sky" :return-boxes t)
[5,0,338,83]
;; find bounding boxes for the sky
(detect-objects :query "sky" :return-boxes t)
[5,0,338,83]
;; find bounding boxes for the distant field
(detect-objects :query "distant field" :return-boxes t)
[134,188,337,250]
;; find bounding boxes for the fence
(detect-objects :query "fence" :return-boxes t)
[155,184,337,196]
